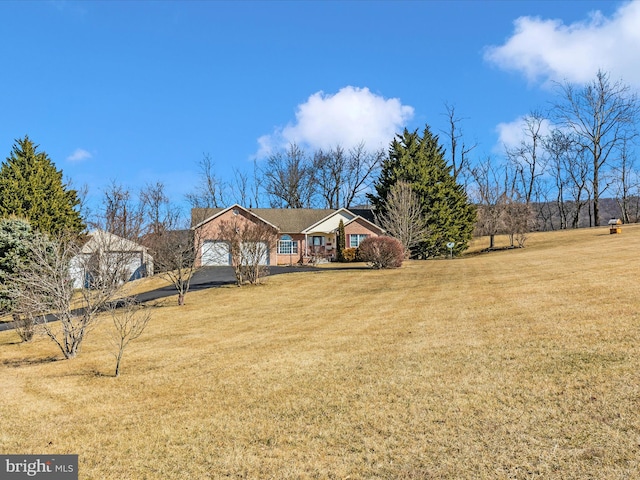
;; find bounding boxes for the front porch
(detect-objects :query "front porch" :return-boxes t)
[275,233,337,265]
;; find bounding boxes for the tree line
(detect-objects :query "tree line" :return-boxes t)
[471,70,640,244]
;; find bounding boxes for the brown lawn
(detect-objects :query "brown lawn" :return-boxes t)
[1,225,639,478]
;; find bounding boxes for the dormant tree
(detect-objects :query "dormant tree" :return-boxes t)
[311,143,383,209]
[9,231,139,359]
[263,143,315,208]
[377,181,429,258]
[108,297,151,377]
[313,147,344,209]
[140,181,180,236]
[543,129,573,229]
[470,158,506,250]
[441,102,476,185]
[562,141,592,228]
[186,153,227,208]
[470,159,532,249]
[505,111,548,206]
[97,181,145,240]
[231,167,250,207]
[613,140,640,224]
[216,216,277,285]
[147,226,197,306]
[553,70,639,226]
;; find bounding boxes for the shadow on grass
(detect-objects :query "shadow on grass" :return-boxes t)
[91,370,116,378]
[2,356,60,368]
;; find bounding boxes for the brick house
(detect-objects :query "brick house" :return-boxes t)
[192,204,384,266]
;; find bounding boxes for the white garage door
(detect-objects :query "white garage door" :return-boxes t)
[241,242,269,266]
[201,241,231,266]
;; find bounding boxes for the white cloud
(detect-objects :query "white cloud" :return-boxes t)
[495,115,553,153]
[66,148,92,163]
[255,86,414,158]
[484,0,640,86]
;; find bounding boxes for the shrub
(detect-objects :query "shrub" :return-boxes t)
[341,248,358,262]
[358,236,404,269]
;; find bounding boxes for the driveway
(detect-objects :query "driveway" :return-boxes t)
[0,265,316,332]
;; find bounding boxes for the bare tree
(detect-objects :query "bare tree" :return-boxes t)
[503,198,532,248]
[140,181,180,236]
[470,158,506,249]
[262,143,316,208]
[251,159,262,208]
[9,231,138,359]
[96,181,145,241]
[342,143,384,208]
[217,216,277,285]
[553,70,639,226]
[146,226,198,306]
[108,297,151,377]
[543,129,574,229]
[441,102,477,185]
[186,153,227,208]
[613,139,639,224]
[505,111,548,206]
[312,143,383,209]
[564,145,592,228]
[377,181,429,257]
[230,167,250,207]
[313,147,344,209]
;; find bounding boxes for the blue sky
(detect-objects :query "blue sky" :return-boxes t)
[1,0,638,215]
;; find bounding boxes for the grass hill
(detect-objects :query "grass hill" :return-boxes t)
[1,225,639,478]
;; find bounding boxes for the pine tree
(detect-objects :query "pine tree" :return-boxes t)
[0,217,36,313]
[369,125,476,257]
[0,136,84,235]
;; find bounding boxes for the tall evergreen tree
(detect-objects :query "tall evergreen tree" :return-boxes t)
[0,136,84,235]
[369,125,476,257]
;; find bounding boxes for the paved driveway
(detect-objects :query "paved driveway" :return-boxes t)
[135,265,310,302]
[0,265,315,331]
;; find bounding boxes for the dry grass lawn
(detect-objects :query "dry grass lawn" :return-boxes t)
[1,225,640,478]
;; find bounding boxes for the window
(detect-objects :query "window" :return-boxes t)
[349,234,368,248]
[312,236,324,246]
[278,235,298,255]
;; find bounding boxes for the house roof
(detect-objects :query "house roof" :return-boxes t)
[191,205,383,235]
[81,229,149,254]
[192,206,336,233]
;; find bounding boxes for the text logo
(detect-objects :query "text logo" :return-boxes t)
[1,455,77,479]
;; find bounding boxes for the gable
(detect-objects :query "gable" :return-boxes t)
[344,216,385,235]
[302,210,356,234]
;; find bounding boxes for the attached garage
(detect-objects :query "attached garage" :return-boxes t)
[241,241,270,266]
[201,241,231,266]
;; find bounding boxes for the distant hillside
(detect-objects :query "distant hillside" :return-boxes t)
[532,196,640,230]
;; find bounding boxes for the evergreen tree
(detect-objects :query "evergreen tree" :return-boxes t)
[336,219,346,262]
[0,136,85,235]
[0,217,37,313]
[369,125,476,257]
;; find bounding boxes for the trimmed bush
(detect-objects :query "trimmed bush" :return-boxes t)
[341,247,358,262]
[358,236,404,269]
